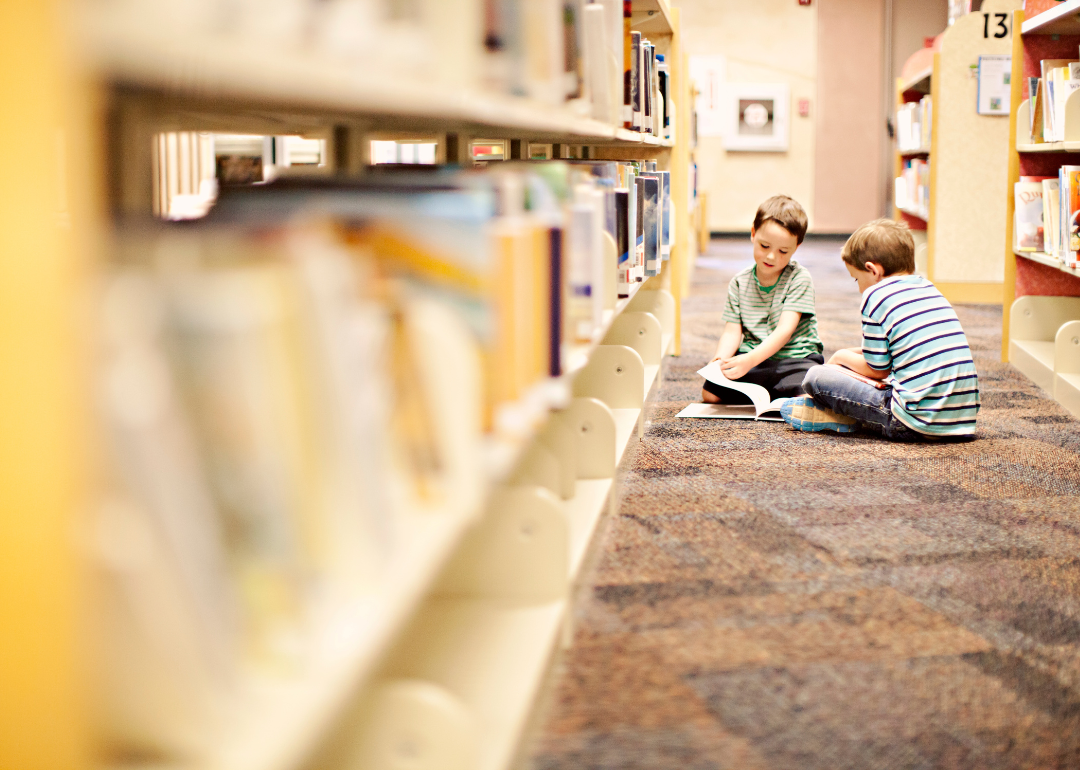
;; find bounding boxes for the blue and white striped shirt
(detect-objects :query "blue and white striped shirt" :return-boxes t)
[861,275,979,437]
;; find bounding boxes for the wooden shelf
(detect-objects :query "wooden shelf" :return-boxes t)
[631,0,675,37]
[1021,0,1080,35]
[80,11,674,146]
[899,66,933,94]
[1017,141,1080,152]
[897,147,931,156]
[898,206,929,222]
[1015,248,1080,277]
[196,505,477,770]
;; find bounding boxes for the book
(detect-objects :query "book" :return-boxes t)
[1015,181,1045,252]
[622,0,632,127]
[631,31,642,130]
[1066,166,1080,266]
[1041,178,1058,254]
[677,362,788,421]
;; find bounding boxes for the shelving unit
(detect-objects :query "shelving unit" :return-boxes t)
[893,57,934,275]
[892,0,1018,304]
[5,2,694,769]
[1002,2,1080,419]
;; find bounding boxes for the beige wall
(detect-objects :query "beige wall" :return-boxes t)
[676,0,818,232]
[892,0,948,84]
[677,0,944,234]
[813,0,886,233]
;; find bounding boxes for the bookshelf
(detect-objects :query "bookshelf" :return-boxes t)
[7,2,694,769]
[893,0,1019,305]
[893,62,933,274]
[1002,2,1080,419]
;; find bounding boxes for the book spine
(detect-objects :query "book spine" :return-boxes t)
[635,177,644,280]
[549,225,563,377]
[616,188,631,297]
[631,32,642,130]
[641,175,659,275]
[622,0,632,127]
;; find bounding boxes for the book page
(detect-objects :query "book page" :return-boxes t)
[677,402,759,420]
[697,361,773,412]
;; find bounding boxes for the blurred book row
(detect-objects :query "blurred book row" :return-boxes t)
[895,157,930,220]
[1026,57,1080,144]
[94,159,671,757]
[84,0,674,135]
[895,95,932,152]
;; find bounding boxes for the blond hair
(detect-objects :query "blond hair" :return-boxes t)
[842,218,915,275]
[753,195,808,244]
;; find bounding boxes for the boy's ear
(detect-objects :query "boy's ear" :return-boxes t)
[749,226,756,239]
[863,261,885,279]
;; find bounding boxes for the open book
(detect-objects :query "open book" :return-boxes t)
[676,361,787,421]
[676,362,889,422]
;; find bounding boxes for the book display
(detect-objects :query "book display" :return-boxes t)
[1002,1,1080,420]
[892,0,1019,302]
[1,1,693,769]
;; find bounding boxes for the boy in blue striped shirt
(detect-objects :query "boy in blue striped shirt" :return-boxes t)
[781,218,979,440]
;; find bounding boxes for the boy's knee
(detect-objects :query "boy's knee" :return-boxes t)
[801,364,825,396]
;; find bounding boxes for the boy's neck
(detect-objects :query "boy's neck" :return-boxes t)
[878,270,913,282]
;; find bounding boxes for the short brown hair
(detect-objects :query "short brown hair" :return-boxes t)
[841,218,915,275]
[753,195,808,244]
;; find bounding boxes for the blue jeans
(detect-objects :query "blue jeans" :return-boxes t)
[801,365,926,441]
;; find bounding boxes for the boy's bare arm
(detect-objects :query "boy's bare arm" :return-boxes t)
[710,322,744,362]
[828,348,890,379]
[719,311,802,379]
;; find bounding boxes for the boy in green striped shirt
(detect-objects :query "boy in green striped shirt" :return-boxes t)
[701,195,824,403]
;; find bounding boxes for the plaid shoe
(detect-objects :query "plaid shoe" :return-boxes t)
[779,396,859,433]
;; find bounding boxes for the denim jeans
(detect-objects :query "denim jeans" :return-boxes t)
[801,365,927,441]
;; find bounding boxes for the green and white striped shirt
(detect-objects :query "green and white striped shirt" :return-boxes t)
[861,275,979,437]
[723,261,822,360]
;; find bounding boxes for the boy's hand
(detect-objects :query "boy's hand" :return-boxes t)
[719,354,755,380]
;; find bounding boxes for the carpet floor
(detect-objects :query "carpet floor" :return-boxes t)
[524,236,1080,770]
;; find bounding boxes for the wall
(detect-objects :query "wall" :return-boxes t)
[892,0,948,85]
[813,0,887,233]
[676,0,818,232]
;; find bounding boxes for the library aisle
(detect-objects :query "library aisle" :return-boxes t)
[525,237,1080,770]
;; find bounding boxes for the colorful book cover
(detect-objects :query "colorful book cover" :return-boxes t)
[1067,166,1080,265]
[1014,181,1044,252]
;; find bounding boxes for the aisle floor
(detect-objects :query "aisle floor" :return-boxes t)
[526,236,1080,769]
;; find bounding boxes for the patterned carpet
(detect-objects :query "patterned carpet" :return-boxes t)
[525,236,1080,770]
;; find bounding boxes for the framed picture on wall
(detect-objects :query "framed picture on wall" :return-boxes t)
[723,84,790,152]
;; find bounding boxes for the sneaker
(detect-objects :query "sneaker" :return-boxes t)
[779,396,859,433]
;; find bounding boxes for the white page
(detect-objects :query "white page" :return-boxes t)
[676,402,784,422]
[697,361,773,413]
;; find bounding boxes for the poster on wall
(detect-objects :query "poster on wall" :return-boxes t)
[689,55,727,137]
[723,83,790,152]
[977,54,1011,115]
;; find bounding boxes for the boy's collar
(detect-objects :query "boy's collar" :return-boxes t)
[863,272,916,295]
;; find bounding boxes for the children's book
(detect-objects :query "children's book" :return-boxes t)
[1015,181,1045,252]
[1044,178,1060,256]
[676,362,787,421]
